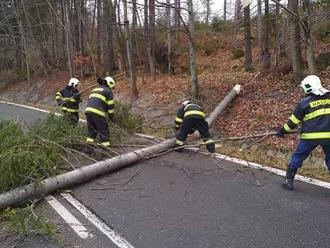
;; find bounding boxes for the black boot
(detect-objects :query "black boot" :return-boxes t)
[206,143,215,153]
[174,143,184,152]
[282,167,297,191]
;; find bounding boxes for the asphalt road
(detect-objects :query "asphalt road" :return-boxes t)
[0,102,329,248]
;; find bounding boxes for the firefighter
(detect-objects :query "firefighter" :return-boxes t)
[276,75,330,190]
[85,76,115,147]
[55,77,82,125]
[174,100,215,153]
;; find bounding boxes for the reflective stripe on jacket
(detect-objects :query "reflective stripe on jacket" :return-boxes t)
[174,103,206,129]
[85,85,114,118]
[56,85,81,113]
[283,93,330,143]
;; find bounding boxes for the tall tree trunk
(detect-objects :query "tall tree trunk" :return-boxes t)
[262,0,271,69]
[205,0,210,25]
[274,0,281,67]
[123,0,138,100]
[166,0,172,73]
[288,0,303,83]
[187,0,199,99]
[174,0,181,42]
[143,0,150,72]
[63,0,74,77]
[257,0,263,63]
[148,0,156,78]
[104,0,114,74]
[243,4,252,71]
[96,0,102,64]
[302,0,316,74]
[224,0,227,21]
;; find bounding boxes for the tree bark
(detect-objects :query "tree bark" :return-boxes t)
[223,0,227,21]
[302,0,316,74]
[96,0,102,64]
[262,0,271,69]
[257,0,263,63]
[187,0,199,99]
[63,0,74,77]
[288,0,303,83]
[123,0,138,100]
[205,0,210,25]
[148,0,156,78]
[274,0,281,67]
[104,0,114,74]
[166,0,172,73]
[243,4,253,71]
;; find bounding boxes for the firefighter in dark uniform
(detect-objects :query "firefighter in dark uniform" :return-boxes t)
[276,75,330,190]
[85,76,115,147]
[174,100,215,153]
[55,77,82,125]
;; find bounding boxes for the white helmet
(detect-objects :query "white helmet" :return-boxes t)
[68,78,80,87]
[182,100,191,108]
[300,75,329,96]
[104,76,116,89]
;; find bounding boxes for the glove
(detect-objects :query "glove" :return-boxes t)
[276,128,286,138]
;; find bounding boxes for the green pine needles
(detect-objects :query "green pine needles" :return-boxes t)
[0,115,85,193]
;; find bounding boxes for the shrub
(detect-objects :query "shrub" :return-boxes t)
[315,52,330,71]
[314,20,330,41]
[211,17,230,33]
[199,39,223,56]
[113,101,143,133]
[232,49,245,59]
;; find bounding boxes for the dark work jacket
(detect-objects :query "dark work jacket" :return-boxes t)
[55,86,81,113]
[283,92,330,144]
[174,103,206,130]
[85,84,114,119]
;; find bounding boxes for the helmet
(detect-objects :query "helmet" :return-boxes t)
[104,76,116,89]
[300,75,329,96]
[68,78,80,87]
[182,100,191,108]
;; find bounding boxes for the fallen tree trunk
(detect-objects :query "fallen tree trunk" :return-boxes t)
[206,84,241,124]
[0,84,241,209]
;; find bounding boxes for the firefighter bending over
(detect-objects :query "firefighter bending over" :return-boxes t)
[85,76,115,147]
[55,77,82,125]
[276,75,330,190]
[174,100,215,153]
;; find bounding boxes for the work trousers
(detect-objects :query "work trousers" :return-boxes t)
[177,118,211,142]
[289,140,330,172]
[85,113,110,146]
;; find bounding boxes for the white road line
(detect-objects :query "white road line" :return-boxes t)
[45,195,93,239]
[212,153,330,189]
[0,100,87,122]
[1,100,329,189]
[61,193,135,248]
